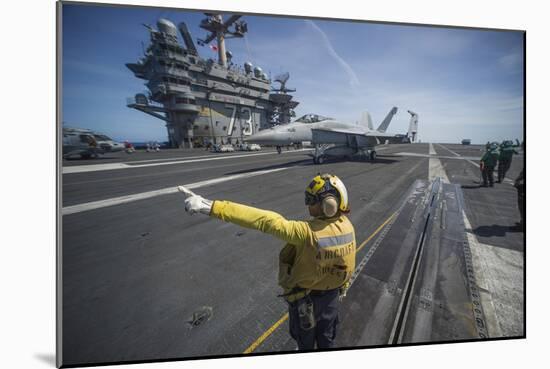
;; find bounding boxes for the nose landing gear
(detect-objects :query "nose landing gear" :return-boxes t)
[313,144,326,164]
[313,155,325,164]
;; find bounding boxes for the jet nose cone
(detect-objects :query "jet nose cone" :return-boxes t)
[245,129,277,144]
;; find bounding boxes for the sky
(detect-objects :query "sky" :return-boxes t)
[62,3,524,144]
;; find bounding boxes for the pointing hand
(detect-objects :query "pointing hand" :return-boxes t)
[178,186,213,215]
[178,186,197,199]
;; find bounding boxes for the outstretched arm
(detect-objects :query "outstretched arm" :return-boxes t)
[178,186,310,245]
[210,201,310,245]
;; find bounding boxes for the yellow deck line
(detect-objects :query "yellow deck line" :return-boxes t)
[243,313,289,354]
[356,212,396,253]
[242,211,397,354]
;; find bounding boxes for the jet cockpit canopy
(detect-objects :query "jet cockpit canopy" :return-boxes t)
[294,114,332,124]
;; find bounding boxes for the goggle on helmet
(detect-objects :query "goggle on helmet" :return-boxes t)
[304,173,350,213]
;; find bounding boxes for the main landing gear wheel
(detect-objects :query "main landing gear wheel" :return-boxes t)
[369,150,377,161]
[313,156,325,164]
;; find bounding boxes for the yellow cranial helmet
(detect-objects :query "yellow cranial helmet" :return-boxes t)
[305,173,349,213]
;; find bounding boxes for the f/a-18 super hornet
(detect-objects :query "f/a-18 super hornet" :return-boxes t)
[245,108,419,163]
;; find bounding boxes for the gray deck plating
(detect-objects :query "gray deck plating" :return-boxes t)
[399,181,487,343]
[337,176,489,347]
[336,178,432,347]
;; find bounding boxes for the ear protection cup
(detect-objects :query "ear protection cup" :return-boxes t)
[321,195,338,218]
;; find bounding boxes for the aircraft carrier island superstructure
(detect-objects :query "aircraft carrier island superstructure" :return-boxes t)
[126,14,300,148]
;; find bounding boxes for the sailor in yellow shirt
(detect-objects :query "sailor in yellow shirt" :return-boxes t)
[178,173,356,350]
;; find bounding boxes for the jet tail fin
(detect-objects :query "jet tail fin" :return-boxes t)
[376,107,398,132]
[360,111,374,130]
[407,110,419,143]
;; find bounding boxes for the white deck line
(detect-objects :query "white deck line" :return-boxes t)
[395,152,480,161]
[435,143,461,157]
[428,143,450,183]
[428,142,437,156]
[63,149,311,174]
[62,167,289,215]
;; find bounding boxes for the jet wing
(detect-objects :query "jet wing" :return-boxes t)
[314,126,367,135]
[312,127,377,147]
[312,127,408,147]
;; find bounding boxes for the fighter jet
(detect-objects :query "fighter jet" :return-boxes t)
[245,108,419,164]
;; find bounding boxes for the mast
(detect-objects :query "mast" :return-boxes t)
[197,14,248,68]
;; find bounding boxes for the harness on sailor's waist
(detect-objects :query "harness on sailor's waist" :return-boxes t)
[278,282,351,303]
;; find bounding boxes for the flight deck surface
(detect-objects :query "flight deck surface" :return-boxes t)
[60,143,524,365]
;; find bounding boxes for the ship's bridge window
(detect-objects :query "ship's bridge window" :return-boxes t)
[295,114,332,124]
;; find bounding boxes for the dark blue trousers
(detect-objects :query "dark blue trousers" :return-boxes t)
[497,158,512,182]
[288,288,340,350]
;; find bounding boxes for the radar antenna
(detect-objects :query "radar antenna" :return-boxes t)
[196,14,248,68]
[272,72,296,93]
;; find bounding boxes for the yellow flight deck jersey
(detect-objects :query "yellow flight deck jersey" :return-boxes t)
[210,200,356,302]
